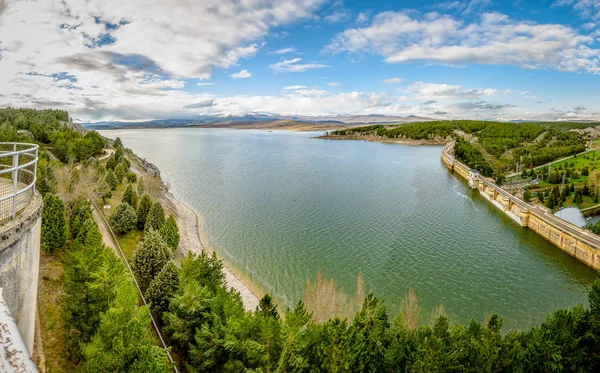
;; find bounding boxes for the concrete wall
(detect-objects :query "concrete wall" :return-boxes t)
[0,193,42,354]
[442,141,600,270]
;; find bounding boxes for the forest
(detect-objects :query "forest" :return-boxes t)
[329,120,591,176]
[5,108,600,372]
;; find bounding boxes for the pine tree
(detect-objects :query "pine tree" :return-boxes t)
[132,229,170,291]
[122,184,138,210]
[114,162,127,185]
[114,145,124,162]
[109,202,137,234]
[41,193,67,252]
[82,277,170,372]
[137,194,153,230]
[145,260,179,316]
[113,137,123,149]
[105,169,118,190]
[105,153,117,171]
[145,201,165,233]
[70,196,93,238]
[75,218,103,247]
[159,215,179,252]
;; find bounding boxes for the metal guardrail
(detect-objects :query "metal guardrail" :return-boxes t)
[0,143,39,223]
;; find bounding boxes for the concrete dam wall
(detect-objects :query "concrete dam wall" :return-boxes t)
[442,141,600,270]
[0,192,42,354]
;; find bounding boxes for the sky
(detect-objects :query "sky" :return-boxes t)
[0,0,600,122]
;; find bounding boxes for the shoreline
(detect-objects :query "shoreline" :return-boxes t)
[161,190,262,312]
[125,147,262,312]
[315,134,448,146]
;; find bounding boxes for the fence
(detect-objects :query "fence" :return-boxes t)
[0,143,39,223]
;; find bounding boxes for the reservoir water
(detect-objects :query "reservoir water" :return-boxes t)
[101,128,597,329]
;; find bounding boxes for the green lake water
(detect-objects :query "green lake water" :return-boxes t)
[100,128,598,329]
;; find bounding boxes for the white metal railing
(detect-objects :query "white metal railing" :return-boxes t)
[0,143,39,222]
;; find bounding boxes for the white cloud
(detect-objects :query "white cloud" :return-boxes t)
[356,11,369,24]
[407,82,497,99]
[326,11,600,74]
[327,82,340,87]
[230,69,252,79]
[197,82,215,86]
[269,58,329,73]
[554,0,600,20]
[272,47,296,54]
[283,85,308,90]
[582,22,596,30]
[324,10,350,23]
[0,0,329,118]
[382,78,404,84]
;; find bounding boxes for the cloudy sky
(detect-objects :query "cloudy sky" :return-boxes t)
[0,0,599,122]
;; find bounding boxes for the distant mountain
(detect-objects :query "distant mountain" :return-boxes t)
[82,114,434,130]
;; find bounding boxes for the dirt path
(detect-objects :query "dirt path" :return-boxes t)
[91,205,118,255]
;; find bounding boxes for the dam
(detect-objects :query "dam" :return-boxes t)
[442,141,600,270]
[0,142,42,371]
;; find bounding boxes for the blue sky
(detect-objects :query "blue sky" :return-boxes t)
[0,0,599,122]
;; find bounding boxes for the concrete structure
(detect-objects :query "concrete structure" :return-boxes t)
[0,143,41,361]
[442,141,600,270]
[0,290,39,372]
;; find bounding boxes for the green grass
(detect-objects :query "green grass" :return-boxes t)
[117,230,143,261]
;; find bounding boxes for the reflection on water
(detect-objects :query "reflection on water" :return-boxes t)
[101,128,598,329]
[555,207,600,227]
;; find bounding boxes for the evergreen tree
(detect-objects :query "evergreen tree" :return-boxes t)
[145,201,165,233]
[583,183,591,196]
[109,202,137,234]
[82,277,170,372]
[70,196,92,238]
[137,193,153,230]
[159,215,179,252]
[75,218,103,247]
[113,137,123,149]
[114,145,124,162]
[538,191,545,204]
[132,229,170,291]
[114,162,127,185]
[145,260,179,316]
[63,226,119,362]
[105,169,118,190]
[105,153,117,171]
[122,184,138,210]
[258,294,280,319]
[41,193,67,252]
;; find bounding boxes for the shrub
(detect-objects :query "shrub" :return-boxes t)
[109,202,137,234]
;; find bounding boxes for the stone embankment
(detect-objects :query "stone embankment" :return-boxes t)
[442,141,600,270]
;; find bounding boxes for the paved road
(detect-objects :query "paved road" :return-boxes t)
[531,205,600,247]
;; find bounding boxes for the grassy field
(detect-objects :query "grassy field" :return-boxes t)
[36,252,69,372]
[117,230,143,261]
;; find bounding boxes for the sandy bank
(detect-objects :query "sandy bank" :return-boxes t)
[125,148,261,312]
[161,191,261,312]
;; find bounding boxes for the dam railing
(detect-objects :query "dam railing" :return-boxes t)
[0,143,39,223]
